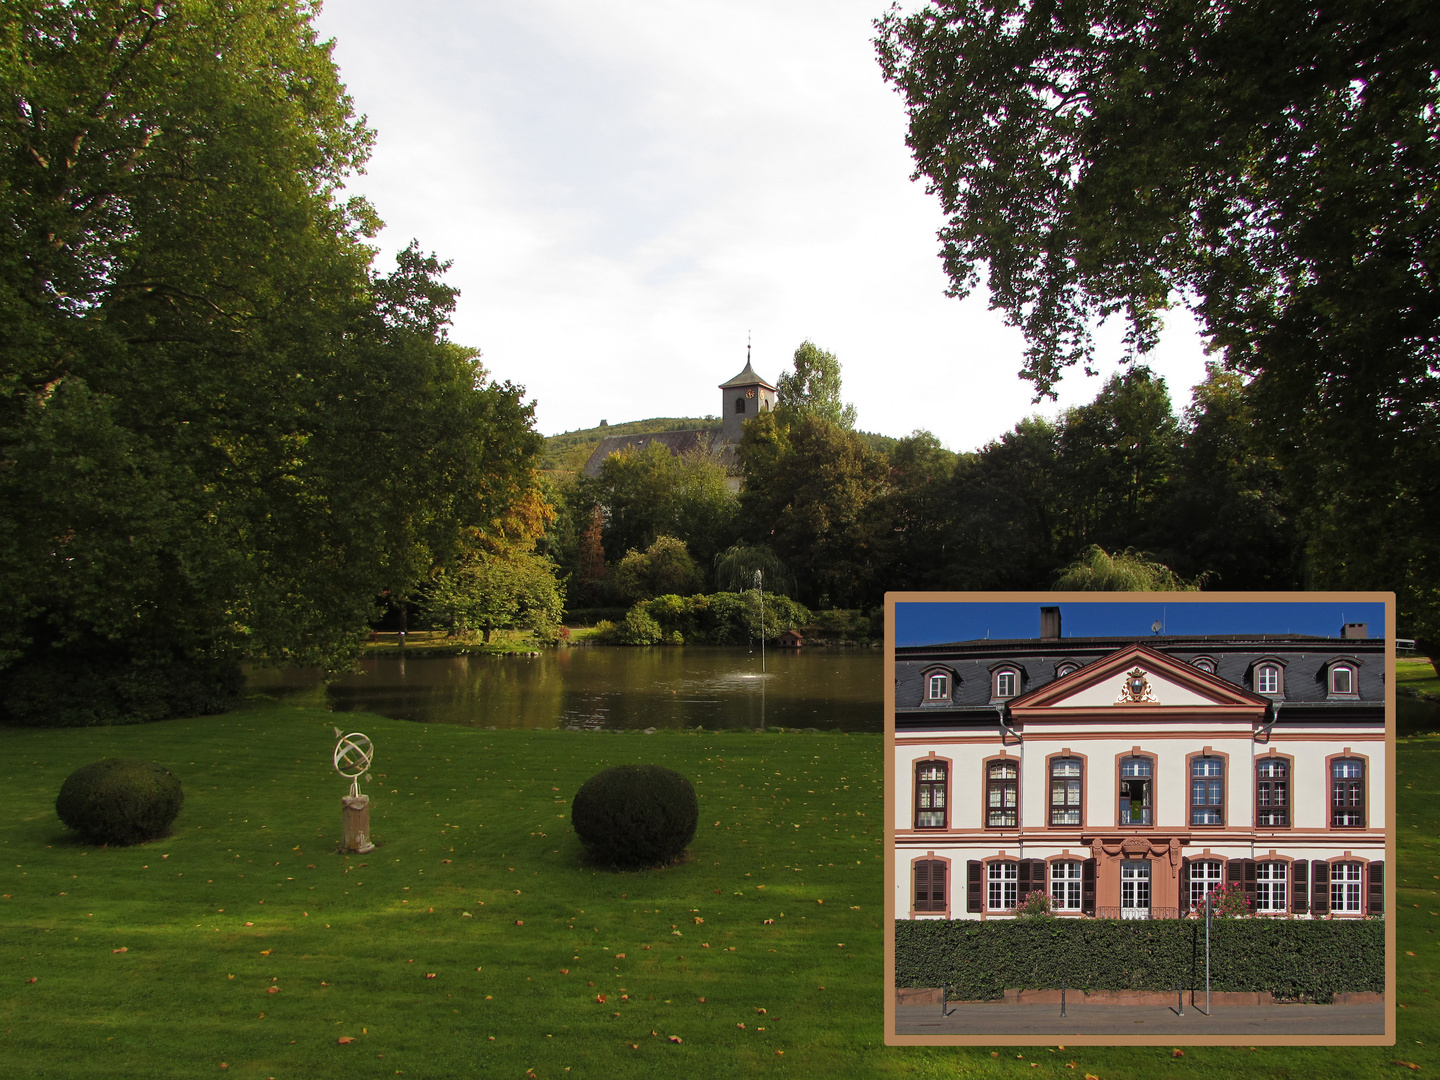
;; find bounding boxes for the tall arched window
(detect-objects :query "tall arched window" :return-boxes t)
[914,760,947,829]
[1190,756,1224,825]
[1256,758,1289,826]
[986,760,1018,827]
[1119,756,1153,826]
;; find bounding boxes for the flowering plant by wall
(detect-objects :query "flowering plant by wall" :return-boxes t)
[1012,889,1055,918]
[1193,881,1251,918]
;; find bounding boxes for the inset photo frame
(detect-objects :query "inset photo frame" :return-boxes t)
[884,593,1395,1046]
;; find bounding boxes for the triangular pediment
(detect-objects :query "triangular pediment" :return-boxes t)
[1011,643,1267,711]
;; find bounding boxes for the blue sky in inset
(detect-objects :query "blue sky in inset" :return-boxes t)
[894,599,1388,647]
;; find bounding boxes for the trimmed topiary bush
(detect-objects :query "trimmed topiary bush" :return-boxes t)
[55,759,184,845]
[571,765,698,869]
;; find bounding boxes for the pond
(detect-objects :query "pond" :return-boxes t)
[245,646,884,733]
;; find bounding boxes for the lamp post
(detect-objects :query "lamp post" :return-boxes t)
[754,569,765,674]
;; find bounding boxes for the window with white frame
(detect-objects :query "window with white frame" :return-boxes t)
[1188,860,1223,910]
[1190,756,1223,825]
[914,761,947,829]
[1255,861,1287,912]
[926,672,949,701]
[986,760,1018,827]
[1050,757,1082,826]
[1192,657,1216,674]
[1256,758,1289,826]
[1050,861,1082,911]
[1329,664,1357,696]
[1055,661,1079,678]
[994,669,1018,698]
[987,861,1018,911]
[1332,758,1365,827]
[1256,663,1281,695]
[1331,862,1364,913]
[1119,756,1153,826]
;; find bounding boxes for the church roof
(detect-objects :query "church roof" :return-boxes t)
[719,360,775,391]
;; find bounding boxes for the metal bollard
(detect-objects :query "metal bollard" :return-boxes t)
[939,982,946,1018]
[1177,979,1184,1016]
[1061,981,1066,1018]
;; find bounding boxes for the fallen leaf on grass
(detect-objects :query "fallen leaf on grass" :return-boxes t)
[596,994,607,1004]
[1393,1064,1421,1072]
[763,919,774,925]
[630,1044,639,1050]
[1173,1050,1184,1058]
[668,1035,682,1044]
[515,920,524,926]
[112,948,127,954]
[26,977,37,984]
[244,922,253,927]
[560,969,569,975]
[338,1036,355,1044]
[756,1008,767,1014]
[260,949,271,956]
[737,1023,745,1029]
[615,953,626,960]
[426,973,437,979]
[267,987,279,994]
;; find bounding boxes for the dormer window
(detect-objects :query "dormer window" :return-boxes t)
[1055,661,1080,678]
[1328,662,1358,697]
[1252,660,1285,696]
[994,668,1019,699]
[920,666,955,705]
[1192,657,1216,675]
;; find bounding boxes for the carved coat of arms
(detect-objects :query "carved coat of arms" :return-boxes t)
[1114,667,1158,705]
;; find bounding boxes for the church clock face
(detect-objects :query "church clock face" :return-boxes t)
[746,389,755,398]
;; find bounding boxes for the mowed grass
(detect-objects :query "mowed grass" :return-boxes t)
[0,701,1437,1079]
[1399,657,1440,696]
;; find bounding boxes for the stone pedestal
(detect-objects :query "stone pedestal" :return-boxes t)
[342,794,375,853]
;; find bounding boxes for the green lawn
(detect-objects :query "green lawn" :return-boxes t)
[1,701,1436,1079]
[1399,657,1440,697]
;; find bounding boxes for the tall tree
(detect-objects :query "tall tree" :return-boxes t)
[0,1,540,696]
[577,442,737,577]
[776,340,858,429]
[738,410,886,608]
[876,0,1440,648]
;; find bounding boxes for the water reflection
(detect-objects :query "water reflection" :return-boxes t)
[245,646,882,733]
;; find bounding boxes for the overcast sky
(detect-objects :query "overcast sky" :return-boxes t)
[312,1,1214,450]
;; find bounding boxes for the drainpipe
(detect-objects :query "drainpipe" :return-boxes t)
[1252,701,1281,863]
[996,704,1023,862]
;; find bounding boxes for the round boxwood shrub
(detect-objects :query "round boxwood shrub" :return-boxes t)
[55,759,184,846]
[571,764,698,869]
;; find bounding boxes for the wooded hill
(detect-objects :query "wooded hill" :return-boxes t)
[542,418,898,472]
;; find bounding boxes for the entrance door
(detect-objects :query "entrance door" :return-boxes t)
[1120,861,1151,920]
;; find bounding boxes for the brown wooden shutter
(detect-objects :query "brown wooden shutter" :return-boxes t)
[1018,859,1032,898]
[913,861,930,912]
[933,861,948,910]
[1081,858,1096,915]
[1242,858,1257,910]
[1179,857,1190,911]
[1311,860,1330,916]
[1032,859,1048,898]
[1291,859,1309,915]
[1226,858,1243,889]
[1367,861,1384,915]
[967,860,983,913]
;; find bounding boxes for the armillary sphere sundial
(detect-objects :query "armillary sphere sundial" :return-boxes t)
[333,728,376,854]
[332,729,374,797]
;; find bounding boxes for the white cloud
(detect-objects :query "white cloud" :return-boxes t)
[314,0,1212,450]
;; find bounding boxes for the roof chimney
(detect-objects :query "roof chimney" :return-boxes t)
[1342,622,1367,639]
[1040,606,1061,640]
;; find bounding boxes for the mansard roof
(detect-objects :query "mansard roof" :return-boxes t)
[895,633,1385,722]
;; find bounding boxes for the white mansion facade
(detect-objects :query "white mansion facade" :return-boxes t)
[893,609,1387,921]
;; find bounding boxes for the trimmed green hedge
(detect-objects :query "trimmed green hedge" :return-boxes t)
[895,918,1384,1002]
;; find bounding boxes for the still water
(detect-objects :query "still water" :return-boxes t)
[246,646,884,733]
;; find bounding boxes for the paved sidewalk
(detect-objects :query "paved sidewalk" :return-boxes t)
[895,1000,1386,1037]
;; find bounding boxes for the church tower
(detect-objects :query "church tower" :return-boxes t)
[718,344,776,445]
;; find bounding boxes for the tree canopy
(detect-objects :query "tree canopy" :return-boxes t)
[0,1,542,683]
[877,0,1440,647]
[776,341,858,429]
